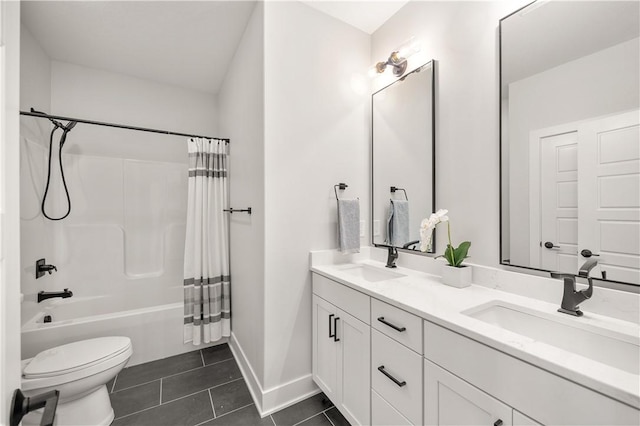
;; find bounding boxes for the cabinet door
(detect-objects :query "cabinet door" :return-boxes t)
[312,295,339,402]
[425,359,512,426]
[338,308,371,426]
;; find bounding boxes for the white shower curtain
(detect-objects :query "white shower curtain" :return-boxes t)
[183,138,230,345]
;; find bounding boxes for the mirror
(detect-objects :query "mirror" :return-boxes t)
[500,1,640,285]
[372,61,435,252]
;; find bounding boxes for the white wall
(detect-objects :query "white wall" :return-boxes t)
[507,38,640,265]
[262,0,370,403]
[51,61,217,162]
[1,1,24,419]
[20,25,55,325]
[372,1,530,266]
[218,1,266,400]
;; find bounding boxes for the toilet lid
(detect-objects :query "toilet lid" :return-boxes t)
[23,336,131,379]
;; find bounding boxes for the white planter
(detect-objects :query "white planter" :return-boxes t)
[440,265,472,288]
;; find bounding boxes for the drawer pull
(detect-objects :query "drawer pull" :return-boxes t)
[328,314,335,339]
[494,420,503,426]
[333,317,340,342]
[377,365,406,387]
[377,317,406,332]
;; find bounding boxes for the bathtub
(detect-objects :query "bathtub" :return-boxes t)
[21,296,216,366]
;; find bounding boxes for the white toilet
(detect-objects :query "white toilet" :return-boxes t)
[21,336,132,426]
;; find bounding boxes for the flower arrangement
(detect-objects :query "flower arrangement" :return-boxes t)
[419,209,471,267]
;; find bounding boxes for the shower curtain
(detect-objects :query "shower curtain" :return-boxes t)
[183,138,230,345]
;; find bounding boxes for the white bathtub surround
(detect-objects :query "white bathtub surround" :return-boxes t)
[184,138,231,345]
[20,299,225,367]
[310,248,640,411]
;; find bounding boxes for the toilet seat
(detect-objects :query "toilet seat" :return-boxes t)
[23,337,132,379]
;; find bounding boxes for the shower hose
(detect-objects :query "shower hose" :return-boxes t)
[41,125,72,221]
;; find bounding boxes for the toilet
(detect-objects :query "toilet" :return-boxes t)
[21,336,132,426]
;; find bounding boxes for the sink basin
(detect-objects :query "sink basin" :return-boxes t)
[464,301,640,375]
[341,264,406,283]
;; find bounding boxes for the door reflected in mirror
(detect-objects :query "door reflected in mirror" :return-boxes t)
[372,61,435,252]
[500,1,640,285]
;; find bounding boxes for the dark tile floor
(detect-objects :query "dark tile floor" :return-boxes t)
[107,344,350,426]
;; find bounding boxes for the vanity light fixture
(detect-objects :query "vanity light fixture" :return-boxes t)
[373,37,421,77]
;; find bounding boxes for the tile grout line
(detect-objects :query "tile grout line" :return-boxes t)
[194,418,215,426]
[208,388,217,418]
[269,414,277,426]
[113,399,163,421]
[113,357,235,393]
[160,377,244,406]
[291,411,327,426]
[211,402,254,420]
[159,378,163,405]
[200,349,206,367]
[110,374,118,393]
[323,411,336,426]
[113,380,225,423]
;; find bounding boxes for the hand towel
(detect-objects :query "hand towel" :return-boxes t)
[337,199,360,253]
[387,199,410,247]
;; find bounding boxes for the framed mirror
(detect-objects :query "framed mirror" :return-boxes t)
[372,61,435,252]
[500,1,640,285]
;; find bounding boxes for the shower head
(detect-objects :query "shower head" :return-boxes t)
[59,121,77,148]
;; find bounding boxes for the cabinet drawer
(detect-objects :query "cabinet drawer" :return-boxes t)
[372,298,422,353]
[312,273,370,324]
[372,389,413,426]
[372,329,422,425]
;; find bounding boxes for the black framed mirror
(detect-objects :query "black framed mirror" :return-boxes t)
[372,60,436,253]
[500,1,640,286]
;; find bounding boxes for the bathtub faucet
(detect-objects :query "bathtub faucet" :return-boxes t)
[38,288,73,303]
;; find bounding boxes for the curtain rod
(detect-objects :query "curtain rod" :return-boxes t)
[20,109,230,143]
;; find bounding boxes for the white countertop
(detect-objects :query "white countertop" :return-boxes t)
[310,252,640,409]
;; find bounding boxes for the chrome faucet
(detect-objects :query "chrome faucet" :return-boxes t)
[552,259,595,316]
[386,246,398,268]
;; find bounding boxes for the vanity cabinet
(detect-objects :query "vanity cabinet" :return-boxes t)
[423,321,638,426]
[371,300,423,425]
[312,275,370,426]
[425,359,514,426]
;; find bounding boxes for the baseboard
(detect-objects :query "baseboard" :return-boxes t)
[229,332,320,417]
[229,332,264,414]
[261,374,320,416]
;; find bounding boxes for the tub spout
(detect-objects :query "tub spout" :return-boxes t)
[38,288,73,303]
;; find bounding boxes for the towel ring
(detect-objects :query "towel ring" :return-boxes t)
[390,186,408,201]
[334,183,348,200]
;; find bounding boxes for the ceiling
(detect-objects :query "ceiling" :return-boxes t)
[301,0,408,34]
[21,1,406,95]
[502,1,640,88]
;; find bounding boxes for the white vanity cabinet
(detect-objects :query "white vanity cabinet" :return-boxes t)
[424,359,514,426]
[371,300,423,425]
[423,320,638,426]
[312,274,370,426]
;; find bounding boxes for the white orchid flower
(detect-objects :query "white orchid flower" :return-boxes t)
[419,209,449,252]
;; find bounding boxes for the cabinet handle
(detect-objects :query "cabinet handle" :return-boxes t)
[494,420,503,426]
[328,314,335,339]
[377,365,406,387]
[333,317,340,342]
[377,316,406,332]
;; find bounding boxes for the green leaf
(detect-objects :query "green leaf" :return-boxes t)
[444,244,455,266]
[452,241,471,267]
